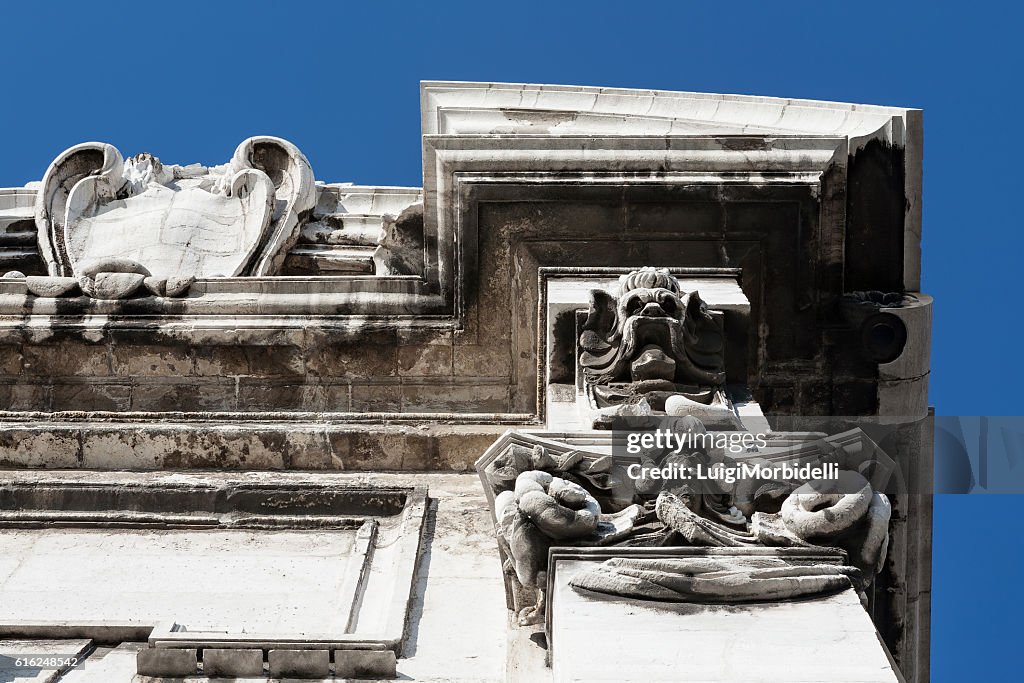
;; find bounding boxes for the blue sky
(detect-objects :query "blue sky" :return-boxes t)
[1,2,1020,679]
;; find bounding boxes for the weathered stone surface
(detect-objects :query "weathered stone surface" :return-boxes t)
[52,382,132,412]
[0,82,933,683]
[36,138,316,282]
[398,343,453,376]
[136,648,197,678]
[0,345,22,375]
[334,649,397,678]
[305,334,399,379]
[193,345,304,377]
[142,275,194,297]
[374,201,425,276]
[24,276,78,297]
[236,380,326,412]
[350,382,401,412]
[267,649,330,678]
[452,345,513,378]
[111,346,193,377]
[22,343,110,377]
[0,429,79,468]
[202,648,263,677]
[0,422,509,472]
[81,428,143,469]
[129,381,237,412]
[550,553,900,683]
[0,383,47,411]
[79,271,145,299]
[401,381,510,413]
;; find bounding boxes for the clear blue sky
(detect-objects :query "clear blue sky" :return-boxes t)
[1,2,1019,679]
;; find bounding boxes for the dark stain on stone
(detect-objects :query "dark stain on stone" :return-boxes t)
[845,138,906,292]
[719,138,770,152]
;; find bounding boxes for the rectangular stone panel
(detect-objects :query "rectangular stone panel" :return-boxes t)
[0,475,426,654]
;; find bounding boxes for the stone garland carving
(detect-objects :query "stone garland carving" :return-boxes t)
[571,470,890,604]
[570,556,862,604]
[483,443,643,625]
[578,267,732,424]
[23,136,315,300]
[481,423,893,618]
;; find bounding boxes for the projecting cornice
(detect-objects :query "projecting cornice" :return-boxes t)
[420,81,922,292]
[420,80,919,145]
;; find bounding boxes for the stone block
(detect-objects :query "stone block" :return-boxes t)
[396,328,452,346]
[194,344,305,377]
[202,648,264,677]
[305,330,398,379]
[130,381,236,412]
[402,381,509,413]
[398,343,452,376]
[432,430,507,471]
[350,382,401,412]
[0,382,48,411]
[798,381,833,414]
[453,345,512,377]
[150,428,286,469]
[0,428,80,468]
[51,382,131,411]
[136,647,197,677]
[268,649,330,678]
[111,345,193,377]
[22,342,111,377]
[333,649,397,679]
[0,345,22,375]
[236,379,326,411]
[81,429,144,469]
[347,431,429,470]
[325,431,352,466]
[285,430,342,470]
[325,383,353,410]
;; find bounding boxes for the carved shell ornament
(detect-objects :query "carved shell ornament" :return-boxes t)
[32,136,315,299]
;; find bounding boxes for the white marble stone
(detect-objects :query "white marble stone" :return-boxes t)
[0,528,359,633]
[35,137,315,282]
[550,556,900,682]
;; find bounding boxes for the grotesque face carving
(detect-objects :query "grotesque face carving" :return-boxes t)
[579,267,725,388]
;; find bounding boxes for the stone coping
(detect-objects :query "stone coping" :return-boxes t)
[0,275,445,323]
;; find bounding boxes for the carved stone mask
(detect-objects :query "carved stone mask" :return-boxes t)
[578,267,725,386]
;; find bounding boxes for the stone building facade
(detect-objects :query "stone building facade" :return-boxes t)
[0,82,930,682]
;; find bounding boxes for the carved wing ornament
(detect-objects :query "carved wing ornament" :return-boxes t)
[32,136,316,299]
[229,137,316,276]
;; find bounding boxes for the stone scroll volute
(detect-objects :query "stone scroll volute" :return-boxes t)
[34,136,316,286]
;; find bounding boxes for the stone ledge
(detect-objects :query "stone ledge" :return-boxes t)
[0,420,517,471]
